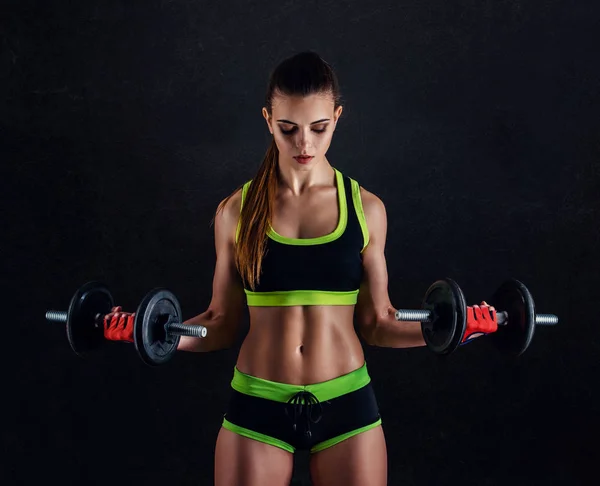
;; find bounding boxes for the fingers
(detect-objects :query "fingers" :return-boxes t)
[480,301,495,311]
[478,302,491,320]
[103,306,134,340]
[105,314,120,339]
[468,301,498,334]
[472,304,484,321]
[480,301,496,321]
[116,314,128,340]
[478,301,497,332]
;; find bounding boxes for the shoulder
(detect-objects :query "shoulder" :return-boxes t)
[355,185,387,246]
[219,186,243,217]
[215,183,247,240]
[344,173,386,217]
[343,172,387,230]
[359,186,387,223]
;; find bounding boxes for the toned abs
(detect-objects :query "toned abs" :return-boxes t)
[237,304,365,384]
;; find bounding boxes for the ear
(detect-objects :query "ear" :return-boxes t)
[262,107,273,134]
[334,105,343,125]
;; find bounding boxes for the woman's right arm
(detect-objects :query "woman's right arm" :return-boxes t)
[178,189,246,352]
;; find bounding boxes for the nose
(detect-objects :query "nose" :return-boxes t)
[295,130,313,149]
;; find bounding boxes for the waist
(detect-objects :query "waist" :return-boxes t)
[237,308,364,384]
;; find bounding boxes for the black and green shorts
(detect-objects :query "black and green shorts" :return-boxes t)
[221,361,382,454]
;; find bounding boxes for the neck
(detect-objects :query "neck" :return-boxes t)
[276,158,335,196]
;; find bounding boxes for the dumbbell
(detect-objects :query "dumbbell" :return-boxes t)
[394,278,558,355]
[46,281,208,366]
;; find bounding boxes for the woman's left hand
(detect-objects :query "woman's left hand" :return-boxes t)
[462,301,498,344]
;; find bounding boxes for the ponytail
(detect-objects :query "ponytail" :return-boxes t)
[215,138,279,290]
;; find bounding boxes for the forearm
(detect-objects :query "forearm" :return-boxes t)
[177,310,236,352]
[368,307,427,348]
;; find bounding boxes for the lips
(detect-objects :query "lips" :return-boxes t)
[294,156,313,161]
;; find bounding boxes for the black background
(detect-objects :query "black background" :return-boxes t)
[3,1,599,485]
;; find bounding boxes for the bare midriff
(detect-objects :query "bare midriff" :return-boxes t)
[236,305,365,385]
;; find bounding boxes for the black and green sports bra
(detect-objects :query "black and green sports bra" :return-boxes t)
[235,167,370,307]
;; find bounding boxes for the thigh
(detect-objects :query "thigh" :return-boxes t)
[214,427,294,486]
[309,425,388,486]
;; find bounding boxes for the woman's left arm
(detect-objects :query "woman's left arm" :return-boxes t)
[355,187,427,348]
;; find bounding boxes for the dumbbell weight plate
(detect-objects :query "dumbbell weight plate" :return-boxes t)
[134,288,182,366]
[67,281,114,357]
[421,278,467,355]
[489,279,535,356]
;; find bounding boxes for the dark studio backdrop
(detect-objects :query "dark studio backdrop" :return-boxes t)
[2,1,599,485]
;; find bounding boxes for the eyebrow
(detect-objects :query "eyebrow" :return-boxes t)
[276,118,330,125]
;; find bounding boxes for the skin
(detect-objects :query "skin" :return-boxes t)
[178,92,491,485]
[212,92,387,486]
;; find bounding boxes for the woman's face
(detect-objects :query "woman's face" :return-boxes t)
[263,93,343,170]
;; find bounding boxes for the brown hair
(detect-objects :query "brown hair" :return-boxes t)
[216,51,343,290]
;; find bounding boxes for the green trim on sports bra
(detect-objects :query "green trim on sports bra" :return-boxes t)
[235,180,252,245]
[244,289,359,306]
[349,178,370,253]
[267,168,347,246]
[235,168,349,246]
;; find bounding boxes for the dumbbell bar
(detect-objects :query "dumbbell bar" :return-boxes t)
[395,310,557,326]
[46,281,207,366]
[395,278,558,356]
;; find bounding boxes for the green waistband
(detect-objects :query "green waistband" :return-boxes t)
[244,289,359,307]
[230,361,370,403]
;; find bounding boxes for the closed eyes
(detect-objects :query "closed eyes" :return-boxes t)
[280,126,327,135]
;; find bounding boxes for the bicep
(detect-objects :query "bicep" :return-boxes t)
[355,190,393,337]
[207,192,246,326]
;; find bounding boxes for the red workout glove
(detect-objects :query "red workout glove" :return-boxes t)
[462,301,498,344]
[103,306,135,342]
